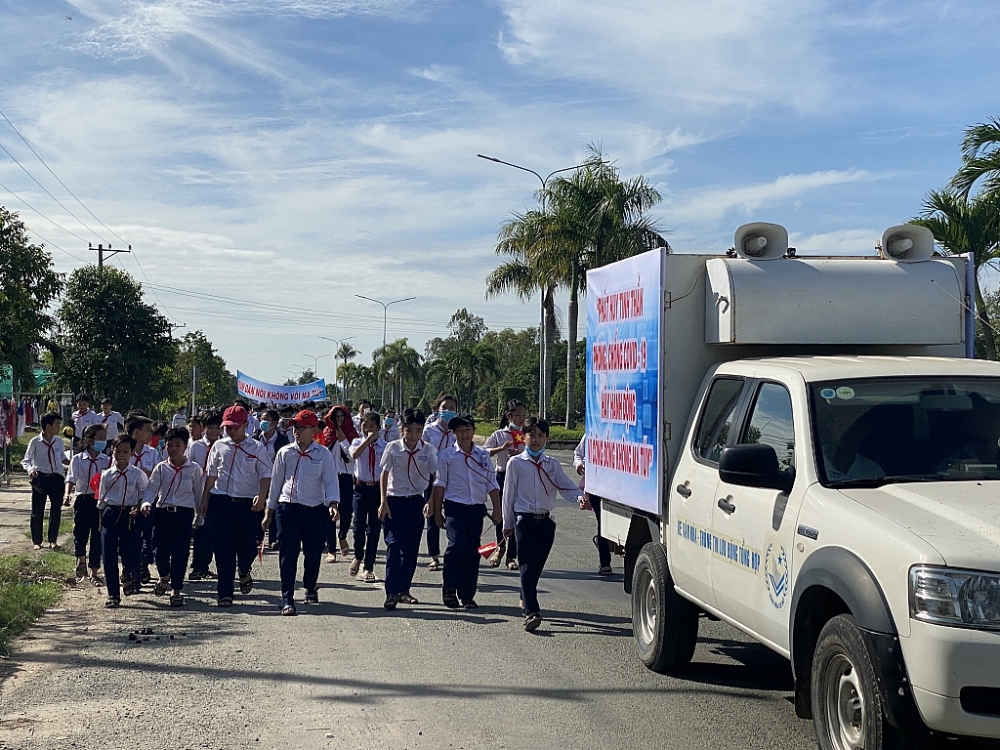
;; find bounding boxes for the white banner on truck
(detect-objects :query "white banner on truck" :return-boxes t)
[585,249,663,514]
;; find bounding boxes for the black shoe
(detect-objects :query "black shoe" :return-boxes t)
[104,596,120,609]
[384,594,397,610]
[239,572,254,595]
[75,561,87,579]
[442,590,460,609]
[524,612,542,632]
[304,590,318,604]
[281,604,297,616]
[462,600,478,610]
[188,570,204,581]
[140,566,151,585]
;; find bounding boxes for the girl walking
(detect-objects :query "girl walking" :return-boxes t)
[322,405,358,562]
[64,424,111,582]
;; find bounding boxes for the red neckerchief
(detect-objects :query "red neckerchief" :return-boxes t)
[434,425,453,452]
[404,440,429,486]
[224,437,265,492]
[368,443,377,480]
[289,444,314,499]
[460,446,493,483]
[103,467,130,506]
[41,437,59,473]
[529,454,578,493]
[160,461,188,506]
[101,412,111,424]
[81,451,103,489]
[131,447,147,468]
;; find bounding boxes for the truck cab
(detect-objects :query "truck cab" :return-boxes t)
[587,224,1000,749]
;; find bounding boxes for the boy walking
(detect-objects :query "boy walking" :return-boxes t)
[65,423,111,581]
[98,435,149,608]
[22,412,69,549]
[187,411,222,580]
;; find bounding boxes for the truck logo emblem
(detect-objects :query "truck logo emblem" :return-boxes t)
[765,542,788,609]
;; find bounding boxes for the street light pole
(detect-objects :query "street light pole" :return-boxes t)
[476,153,591,420]
[302,353,331,378]
[355,295,415,408]
[319,335,357,404]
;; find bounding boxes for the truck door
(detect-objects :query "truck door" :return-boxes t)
[669,376,747,609]
[712,380,800,649]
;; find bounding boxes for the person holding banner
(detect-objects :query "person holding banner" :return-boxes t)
[483,399,527,570]
[503,418,586,631]
[421,394,458,571]
[200,405,271,607]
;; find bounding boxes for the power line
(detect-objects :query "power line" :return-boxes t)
[0,108,128,245]
[25,229,87,263]
[0,179,91,243]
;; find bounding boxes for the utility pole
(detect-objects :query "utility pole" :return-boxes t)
[89,242,131,268]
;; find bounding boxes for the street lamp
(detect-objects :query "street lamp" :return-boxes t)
[319,335,357,403]
[302,353,331,378]
[355,295,416,407]
[477,153,592,419]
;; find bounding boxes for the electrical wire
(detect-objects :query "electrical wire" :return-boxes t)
[25,229,88,263]
[0,178,91,244]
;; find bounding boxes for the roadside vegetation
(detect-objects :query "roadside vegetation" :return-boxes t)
[0,551,75,653]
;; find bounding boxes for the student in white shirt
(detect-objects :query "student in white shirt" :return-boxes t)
[187,411,222,580]
[22,411,69,550]
[98,398,124,445]
[483,399,527,569]
[254,409,288,550]
[98,435,150,608]
[142,427,204,607]
[430,414,501,610]
[421,394,458,570]
[380,409,400,442]
[349,411,387,583]
[378,408,438,610]
[125,415,159,586]
[573,435,612,576]
[264,410,340,616]
[321,405,358,562]
[64,423,111,581]
[70,393,102,452]
[187,416,204,444]
[353,399,372,431]
[503,418,586,631]
[200,404,271,607]
[170,407,187,429]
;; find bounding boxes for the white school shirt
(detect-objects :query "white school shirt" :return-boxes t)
[72,408,103,436]
[170,413,187,429]
[130,444,159,475]
[21,435,66,475]
[483,428,525,473]
[206,435,271,498]
[186,436,214,470]
[267,440,339,510]
[98,464,149,507]
[380,439,438,497]
[502,451,584,531]
[434,444,500,506]
[99,410,124,440]
[257,430,281,463]
[330,439,353,475]
[422,420,456,454]
[573,435,586,472]
[67,450,111,495]
[380,424,400,442]
[351,436,387,484]
[142,459,204,510]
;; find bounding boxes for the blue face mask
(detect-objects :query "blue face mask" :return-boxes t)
[384,417,395,427]
[438,410,456,424]
[525,445,546,459]
[259,421,271,433]
[93,440,107,451]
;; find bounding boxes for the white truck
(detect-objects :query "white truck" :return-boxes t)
[585,223,1000,750]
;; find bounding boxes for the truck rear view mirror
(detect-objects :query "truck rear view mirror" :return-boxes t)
[719,444,794,493]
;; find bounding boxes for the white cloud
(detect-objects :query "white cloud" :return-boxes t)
[788,228,882,256]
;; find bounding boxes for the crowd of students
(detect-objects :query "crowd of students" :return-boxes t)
[20,393,607,631]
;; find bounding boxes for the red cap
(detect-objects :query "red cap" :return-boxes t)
[222,405,248,427]
[290,410,319,429]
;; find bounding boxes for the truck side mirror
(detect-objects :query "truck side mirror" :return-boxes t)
[719,444,794,493]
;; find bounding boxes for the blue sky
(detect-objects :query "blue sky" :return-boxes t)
[2,0,999,385]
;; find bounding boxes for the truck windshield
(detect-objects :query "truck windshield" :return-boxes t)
[810,377,1000,487]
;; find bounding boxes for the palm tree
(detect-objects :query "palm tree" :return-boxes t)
[373,338,422,409]
[336,342,359,401]
[952,118,1000,199]
[336,361,360,403]
[911,189,1000,359]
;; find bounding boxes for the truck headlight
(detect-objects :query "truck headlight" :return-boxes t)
[909,566,1000,630]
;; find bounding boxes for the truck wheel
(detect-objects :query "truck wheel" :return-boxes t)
[631,543,698,673]
[811,614,894,750]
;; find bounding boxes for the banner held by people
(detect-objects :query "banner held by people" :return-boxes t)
[237,371,326,404]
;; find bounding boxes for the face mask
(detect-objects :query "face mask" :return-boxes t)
[384,418,395,427]
[259,421,271,433]
[525,445,546,459]
[93,440,107,451]
[438,410,456,424]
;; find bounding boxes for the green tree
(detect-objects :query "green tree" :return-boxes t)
[337,361,361,403]
[53,266,174,411]
[952,118,1000,198]
[911,190,1000,360]
[173,330,236,410]
[372,338,422,410]
[0,208,63,389]
[336,342,359,401]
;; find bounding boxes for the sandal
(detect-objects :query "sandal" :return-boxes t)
[154,576,170,596]
[396,593,418,605]
[339,540,350,556]
[105,596,120,609]
[281,604,297,616]
[238,573,254,595]
[362,570,377,584]
[304,590,318,604]
[32,544,41,551]
[383,595,397,610]
[427,558,442,571]
[91,575,104,587]
[349,559,361,576]
[325,552,337,564]
[169,594,184,607]
[217,596,233,608]
[75,561,87,579]
[123,582,141,597]
[442,589,460,609]
[507,561,519,571]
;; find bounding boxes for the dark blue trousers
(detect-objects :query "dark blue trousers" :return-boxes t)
[589,495,612,568]
[383,495,425,596]
[154,506,194,591]
[191,512,214,574]
[352,484,381,570]
[424,479,440,557]
[493,473,518,563]
[138,504,156,567]
[276,503,327,606]
[73,494,102,568]
[442,500,487,602]
[29,473,63,545]
[101,505,140,599]
[207,494,257,599]
[515,514,556,615]
[326,474,354,551]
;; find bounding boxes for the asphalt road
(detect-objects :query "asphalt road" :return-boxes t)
[0,449,821,750]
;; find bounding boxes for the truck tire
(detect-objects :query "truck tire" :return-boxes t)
[811,614,898,750]
[631,542,698,673]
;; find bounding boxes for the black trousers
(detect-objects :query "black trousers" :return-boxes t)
[138,505,155,567]
[493,472,517,563]
[207,494,257,599]
[383,495,425,596]
[276,503,327,605]
[191,513,214,573]
[30,473,64,545]
[73,494,102,568]
[515,514,556,615]
[442,500,487,602]
[589,495,612,568]
[352,483,382,570]
[102,505,140,599]
[154,506,194,591]
[423,479,440,557]
[325,473,354,550]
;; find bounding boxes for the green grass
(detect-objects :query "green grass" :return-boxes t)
[7,429,38,472]
[474,420,583,443]
[0,552,75,653]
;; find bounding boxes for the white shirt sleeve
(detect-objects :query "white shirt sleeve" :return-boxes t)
[573,435,586,471]
[502,459,518,530]
[267,449,285,510]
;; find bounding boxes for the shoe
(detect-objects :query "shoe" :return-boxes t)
[239,572,254,595]
[281,604,297,616]
[598,566,613,576]
[188,570,204,581]
[462,600,478,610]
[154,576,170,596]
[104,596,120,609]
[217,596,233,608]
[507,561,519,571]
[442,590,460,609]
[524,612,542,632]
[268,542,279,550]
[123,581,141,597]
[304,590,319,604]
[202,570,218,580]
[140,566,151,585]
[396,593,418,605]
[169,594,185,607]
[75,561,87,579]
[384,594,397,610]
